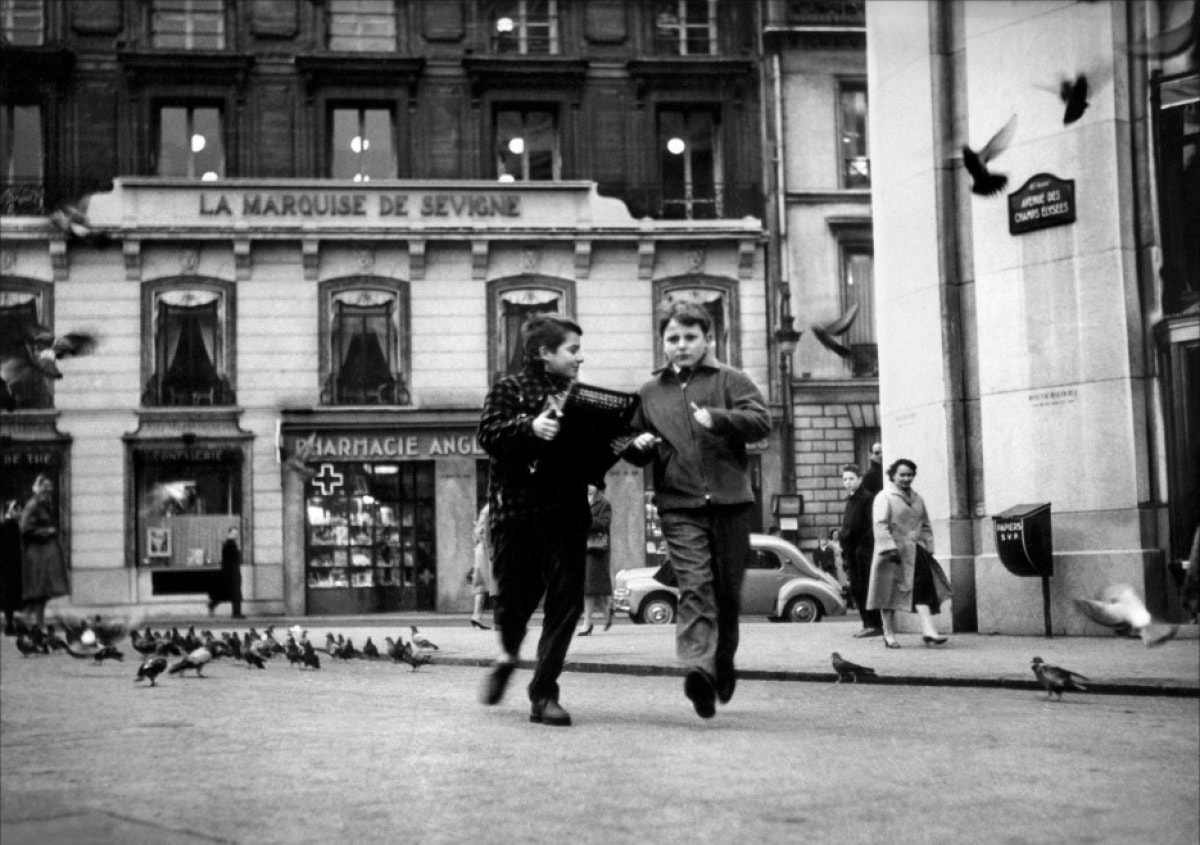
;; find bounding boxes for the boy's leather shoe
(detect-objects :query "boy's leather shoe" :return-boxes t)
[530,698,572,726]
[684,669,717,719]
[481,660,516,705]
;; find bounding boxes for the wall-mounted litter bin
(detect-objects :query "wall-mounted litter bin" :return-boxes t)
[993,503,1054,636]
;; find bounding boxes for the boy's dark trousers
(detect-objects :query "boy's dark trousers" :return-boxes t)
[848,545,881,629]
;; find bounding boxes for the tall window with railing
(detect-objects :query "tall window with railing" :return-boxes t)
[0,281,52,410]
[489,0,557,55]
[495,107,559,181]
[331,107,396,181]
[0,0,44,45]
[157,106,225,180]
[493,286,563,381]
[841,244,876,377]
[0,103,42,214]
[659,107,721,219]
[327,0,396,52]
[322,284,410,406]
[654,0,717,56]
[144,283,234,407]
[151,0,226,50]
[839,82,870,189]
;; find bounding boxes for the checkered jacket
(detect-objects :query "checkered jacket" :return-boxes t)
[477,367,590,528]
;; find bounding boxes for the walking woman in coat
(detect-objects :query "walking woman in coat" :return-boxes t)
[578,484,613,635]
[20,474,70,627]
[866,458,951,648]
[469,503,494,629]
[1,499,25,634]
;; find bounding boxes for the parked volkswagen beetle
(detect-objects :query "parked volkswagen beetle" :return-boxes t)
[612,533,847,624]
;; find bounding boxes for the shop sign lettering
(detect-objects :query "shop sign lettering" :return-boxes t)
[200,192,521,220]
[1008,173,1075,235]
[1,451,58,466]
[290,433,486,460]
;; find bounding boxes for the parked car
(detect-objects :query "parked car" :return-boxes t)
[613,533,847,624]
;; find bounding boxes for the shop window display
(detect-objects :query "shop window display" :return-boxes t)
[135,452,241,571]
[304,461,435,614]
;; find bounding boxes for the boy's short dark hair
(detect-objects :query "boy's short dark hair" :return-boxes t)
[841,464,861,476]
[657,300,711,337]
[521,315,583,363]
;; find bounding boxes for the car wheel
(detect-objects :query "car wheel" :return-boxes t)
[636,593,676,625]
[784,596,821,623]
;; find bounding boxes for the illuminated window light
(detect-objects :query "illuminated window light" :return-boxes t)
[496,16,514,32]
[191,134,207,153]
[666,137,686,155]
[201,171,219,181]
[498,173,516,182]
[350,136,370,154]
[507,137,525,155]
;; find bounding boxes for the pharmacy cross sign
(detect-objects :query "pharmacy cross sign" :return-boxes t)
[313,463,344,496]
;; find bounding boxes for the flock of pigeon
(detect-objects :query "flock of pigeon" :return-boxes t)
[10,617,438,688]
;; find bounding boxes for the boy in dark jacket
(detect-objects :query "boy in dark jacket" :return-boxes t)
[477,315,589,727]
[623,302,770,719]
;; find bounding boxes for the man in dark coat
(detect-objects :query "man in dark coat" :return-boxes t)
[862,442,883,496]
[209,527,244,619]
[840,464,882,637]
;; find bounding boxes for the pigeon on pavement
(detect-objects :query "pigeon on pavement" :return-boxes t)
[1030,656,1089,701]
[831,652,877,684]
[410,626,439,651]
[301,640,321,670]
[169,646,213,677]
[135,656,169,687]
[1072,583,1178,647]
[361,637,380,659]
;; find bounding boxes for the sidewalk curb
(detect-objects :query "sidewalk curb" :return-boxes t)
[430,655,1200,698]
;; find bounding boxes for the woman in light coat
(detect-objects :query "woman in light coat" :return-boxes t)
[469,504,495,629]
[866,458,951,648]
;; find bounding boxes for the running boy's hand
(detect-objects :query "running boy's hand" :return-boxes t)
[532,407,561,440]
[690,402,713,430]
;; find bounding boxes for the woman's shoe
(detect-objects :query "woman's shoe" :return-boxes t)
[883,636,901,649]
[470,618,490,630]
[923,635,948,646]
[603,606,614,632]
[577,624,593,637]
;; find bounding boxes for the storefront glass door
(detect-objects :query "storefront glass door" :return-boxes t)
[304,461,435,614]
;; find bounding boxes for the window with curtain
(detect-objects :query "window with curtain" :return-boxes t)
[0,103,43,215]
[495,107,558,181]
[841,244,876,377]
[654,0,717,56]
[839,82,870,189]
[328,0,396,52]
[0,288,51,410]
[659,287,729,363]
[489,0,557,55]
[158,106,224,180]
[0,0,43,45]
[1152,71,1199,314]
[659,107,720,219]
[150,289,229,406]
[496,287,561,380]
[328,289,407,405]
[331,107,395,181]
[152,0,226,50]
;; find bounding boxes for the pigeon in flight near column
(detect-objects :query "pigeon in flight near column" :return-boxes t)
[831,652,877,684]
[962,115,1018,197]
[1030,656,1089,701]
[812,302,860,359]
[1059,75,1089,124]
[410,626,439,651]
[1072,583,1179,647]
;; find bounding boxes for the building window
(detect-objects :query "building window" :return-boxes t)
[659,107,721,219]
[151,0,226,50]
[328,0,396,51]
[331,107,396,181]
[654,0,716,56]
[143,282,234,407]
[653,277,738,367]
[488,278,573,382]
[489,0,557,55]
[0,0,44,45]
[841,244,876,377]
[839,82,870,189]
[157,105,224,180]
[0,103,43,214]
[134,449,242,569]
[495,107,559,181]
[321,282,410,406]
[0,281,52,410]
[1152,71,1199,314]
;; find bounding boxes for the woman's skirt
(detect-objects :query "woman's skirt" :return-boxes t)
[912,545,949,614]
[584,549,612,597]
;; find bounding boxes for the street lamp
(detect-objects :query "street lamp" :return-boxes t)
[774,286,802,494]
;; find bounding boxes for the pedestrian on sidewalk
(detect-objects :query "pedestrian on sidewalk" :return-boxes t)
[867,458,951,649]
[19,474,69,628]
[622,301,771,719]
[579,484,613,636]
[863,442,884,496]
[469,503,493,629]
[477,315,591,727]
[208,526,244,619]
[1,499,24,635]
[840,464,882,638]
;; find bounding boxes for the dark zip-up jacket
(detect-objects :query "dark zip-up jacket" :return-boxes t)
[623,353,770,511]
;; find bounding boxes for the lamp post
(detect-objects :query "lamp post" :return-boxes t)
[774,285,802,495]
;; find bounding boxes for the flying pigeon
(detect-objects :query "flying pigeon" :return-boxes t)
[0,325,99,403]
[1030,656,1088,701]
[811,302,860,359]
[169,646,213,677]
[1072,583,1179,647]
[1059,74,1089,125]
[410,626,439,651]
[135,655,169,687]
[49,195,112,247]
[962,114,1018,197]
[831,652,877,684]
